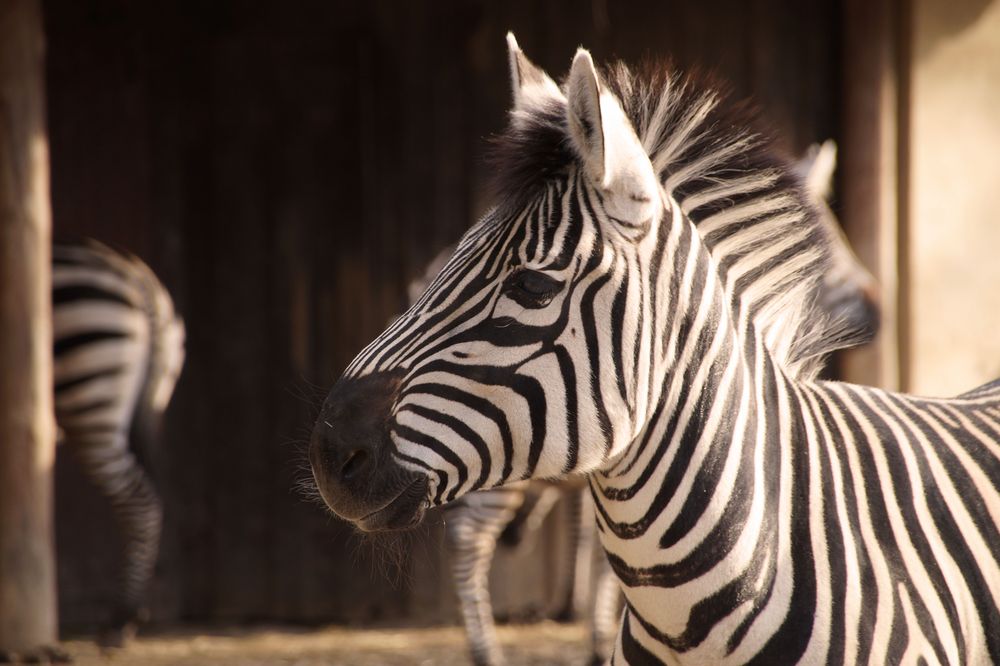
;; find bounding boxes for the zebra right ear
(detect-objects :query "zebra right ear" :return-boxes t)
[506,32,563,116]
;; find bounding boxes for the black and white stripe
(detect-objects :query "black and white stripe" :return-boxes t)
[413,136,880,666]
[310,36,998,665]
[53,238,184,645]
[406,244,620,665]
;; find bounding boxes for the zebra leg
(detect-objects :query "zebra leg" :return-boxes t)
[444,489,525,666]
[570,488,595,620]
[512,484,573,621]
[588,554,623,666]
[67,433,162,648]
[576,488,623,665]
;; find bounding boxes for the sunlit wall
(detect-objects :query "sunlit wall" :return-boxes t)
[906,0,1000,396]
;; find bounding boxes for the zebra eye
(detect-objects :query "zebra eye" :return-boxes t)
[504,270,563,308]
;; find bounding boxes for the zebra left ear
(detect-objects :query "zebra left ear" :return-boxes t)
[507,32,563,117]
[566,49,659,230]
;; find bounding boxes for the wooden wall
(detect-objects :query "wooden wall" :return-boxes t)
[44,0,842,630]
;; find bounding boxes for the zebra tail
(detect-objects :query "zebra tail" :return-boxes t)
[129,279,186,473]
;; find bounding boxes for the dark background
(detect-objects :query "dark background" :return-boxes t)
[45,0,842,631]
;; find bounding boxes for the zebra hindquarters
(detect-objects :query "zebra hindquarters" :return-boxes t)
[444,487,527,666]
[65,432,162,647]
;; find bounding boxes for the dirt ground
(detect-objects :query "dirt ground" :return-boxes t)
[61,622,592,666]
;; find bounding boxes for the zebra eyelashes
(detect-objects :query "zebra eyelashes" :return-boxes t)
[502,269,564,309]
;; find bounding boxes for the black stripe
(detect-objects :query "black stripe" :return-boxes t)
[402,404,492,498]
[409,383,515,485]
[392,423,468,506]
[620,609,662,665]
[53,284,132,307]
[54,330,131,357]
[554,344,580,473]
[55,365,126,393]
[57,398,116,417]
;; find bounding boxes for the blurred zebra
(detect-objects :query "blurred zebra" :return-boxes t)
[53,238,185,646]
[405,103,879,666]
[311,36,1000,664]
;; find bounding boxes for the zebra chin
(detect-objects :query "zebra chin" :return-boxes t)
[309,369,432,532]
[353,475,430,532]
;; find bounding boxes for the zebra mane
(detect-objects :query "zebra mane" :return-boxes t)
[488,60,861,378]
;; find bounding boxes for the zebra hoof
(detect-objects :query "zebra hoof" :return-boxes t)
[97,605,149,648]
[469,647,506,666]
[96,619,137,649]
[0,645,72,663]
[96,622,137,649]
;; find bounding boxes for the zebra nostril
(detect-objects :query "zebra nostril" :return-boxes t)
[340,449,369,481]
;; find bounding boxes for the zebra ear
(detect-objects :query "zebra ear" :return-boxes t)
[566,48,659,228]
[566,49,606,182]
[796,140,837,202]
[506,32,562,115]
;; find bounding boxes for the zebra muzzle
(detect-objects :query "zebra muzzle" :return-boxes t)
[309,369,428,531]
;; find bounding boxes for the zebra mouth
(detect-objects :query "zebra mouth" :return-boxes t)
[356,476,430,532]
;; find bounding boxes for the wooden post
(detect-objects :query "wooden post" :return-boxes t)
[838,0,905,390]
[0,0,58,655]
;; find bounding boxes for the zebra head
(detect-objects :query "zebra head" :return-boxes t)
[794,140,881,344]
[310,37,672,530]
[309,36,868,531]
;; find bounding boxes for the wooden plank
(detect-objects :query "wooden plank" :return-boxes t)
[0,0,57,653]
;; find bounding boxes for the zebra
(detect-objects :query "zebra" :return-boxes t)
[412,135,880,666]
[309,35,1000,665]
[53,238,185,647]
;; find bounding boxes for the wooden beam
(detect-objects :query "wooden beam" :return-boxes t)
[0,0,58,655]
[838,0,905,390]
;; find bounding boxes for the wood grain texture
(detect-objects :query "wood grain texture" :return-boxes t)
[0,0,57,651]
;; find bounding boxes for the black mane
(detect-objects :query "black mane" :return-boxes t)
[487,60,803,213]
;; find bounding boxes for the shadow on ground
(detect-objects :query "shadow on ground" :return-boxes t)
[62,622,591,665]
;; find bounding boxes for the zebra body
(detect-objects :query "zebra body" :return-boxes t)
[591,235,1000,662]
[53,239,184,645]
[309,35,999,664]
[414,135,879,665]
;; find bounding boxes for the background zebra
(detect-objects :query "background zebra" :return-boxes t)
[410,138,881,666]
[310,36,1000,664]
[53,238,185,647]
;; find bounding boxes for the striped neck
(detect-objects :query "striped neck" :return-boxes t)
[590,204,789,662]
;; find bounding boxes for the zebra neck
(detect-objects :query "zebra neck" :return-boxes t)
[590,215,793,661]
